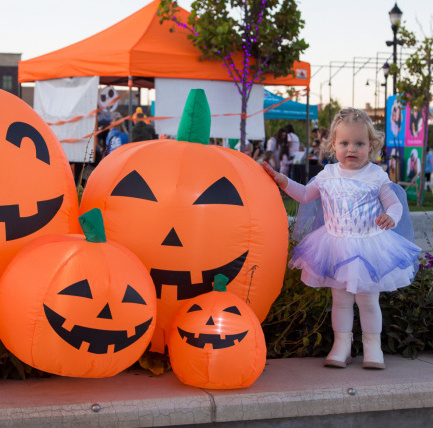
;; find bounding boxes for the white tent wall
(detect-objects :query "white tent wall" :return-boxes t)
[155,78,265,140]
[34,76,99,163]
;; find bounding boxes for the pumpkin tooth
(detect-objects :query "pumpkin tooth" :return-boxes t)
[220,334,226,340]
[79,341,90,352]
[61,319,75,332]
[194,332,200,338]
[190,270,203,285]
[127,327,136,338]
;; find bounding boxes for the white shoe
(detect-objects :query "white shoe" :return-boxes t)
[362,333,385,370]
[324,332,353,368]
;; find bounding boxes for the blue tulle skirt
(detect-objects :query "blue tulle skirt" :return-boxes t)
[289,226,421,294]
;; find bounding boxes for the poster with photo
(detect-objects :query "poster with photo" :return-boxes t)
[405,104,424,147]
[403,146,423,201]
[386,95,406,149]
[386,146,404,184]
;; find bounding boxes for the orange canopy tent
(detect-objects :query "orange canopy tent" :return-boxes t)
[18,0,310,89]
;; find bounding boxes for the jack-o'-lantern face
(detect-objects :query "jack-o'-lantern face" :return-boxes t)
[44,279,153,354]
[0,230,157,378]
[110,170,249,301]
[0,90,79,275]
[80,139,288,353]
[176,302,248,350]
[168,289,266,389]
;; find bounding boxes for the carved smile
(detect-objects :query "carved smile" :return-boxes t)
[0,195,64,241]
[43,304,152,354]
[150,251,248,300]
[177,327,248,349]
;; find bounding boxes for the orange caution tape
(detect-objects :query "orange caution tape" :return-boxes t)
[59,90,307,143]
[47,90,131,126]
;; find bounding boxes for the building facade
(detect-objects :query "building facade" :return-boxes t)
[0,53,21,97]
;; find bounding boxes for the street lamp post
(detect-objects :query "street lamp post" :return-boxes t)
[382,62,390,154]
[386,3,403,95]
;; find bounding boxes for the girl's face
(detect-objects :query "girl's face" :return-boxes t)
[332,122,371,170]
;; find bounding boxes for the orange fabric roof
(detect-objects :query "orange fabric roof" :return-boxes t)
[18,0,310,88]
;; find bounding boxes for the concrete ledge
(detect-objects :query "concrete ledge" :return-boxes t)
[0,354,432,427]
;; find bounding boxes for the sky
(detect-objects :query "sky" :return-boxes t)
[1,0,432,109]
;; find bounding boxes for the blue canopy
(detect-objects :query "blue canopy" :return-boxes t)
[264,90,318,120]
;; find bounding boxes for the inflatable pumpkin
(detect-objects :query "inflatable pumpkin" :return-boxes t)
[0,89,79,276]
[169,274,266,389]
[0,209,156,378]
[80,90,288,353]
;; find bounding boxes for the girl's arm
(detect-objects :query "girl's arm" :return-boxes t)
[376,184,403,230]
[262,162,320,203]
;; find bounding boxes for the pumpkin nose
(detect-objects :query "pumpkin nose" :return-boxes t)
[161,227,183,247]
[206,316,215,326]
[97,303,113,319]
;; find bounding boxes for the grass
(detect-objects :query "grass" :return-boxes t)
[407,189,433,212]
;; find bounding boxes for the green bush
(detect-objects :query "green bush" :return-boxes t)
[380,253,433,358]
[263,242,433,360]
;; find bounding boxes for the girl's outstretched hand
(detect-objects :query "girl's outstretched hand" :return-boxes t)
[262,161,288,189]
[375,213,395,230]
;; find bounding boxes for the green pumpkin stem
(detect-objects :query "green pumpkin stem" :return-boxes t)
[78,208,107,243]
[213,274,229,292]
[176,89,211,145]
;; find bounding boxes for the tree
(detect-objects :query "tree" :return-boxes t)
[158,0,308,151]
[318,99,341,129]
[391,25,432,206]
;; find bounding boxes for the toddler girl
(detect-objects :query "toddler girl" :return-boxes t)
[263,108,420,369]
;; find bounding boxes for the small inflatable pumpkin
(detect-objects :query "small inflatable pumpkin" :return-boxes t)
[0,209,156,378]
[80,89,288,353]
[0,89,79,276]
[169,274,266,389]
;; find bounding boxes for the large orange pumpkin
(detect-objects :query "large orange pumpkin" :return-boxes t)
[0,209,156,378]
[0,89,79,276]
[169,274,266,389]
[80,139,288,353]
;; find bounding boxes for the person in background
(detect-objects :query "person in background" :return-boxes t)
[106,113,129,155]
[310,139,321,161]
[259,150,277,169]
[311,127,319,142]
[318,127,332,166]
[132,106,143,124]
[266,128,287,171]
[285,124,301,157]
[279,144,290,176]
[132,113,157,142]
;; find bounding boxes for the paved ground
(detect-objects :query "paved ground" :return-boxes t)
[411,211,433,253]
[0,353,432,427]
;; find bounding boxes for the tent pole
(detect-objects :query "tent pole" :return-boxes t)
[305,88,310,183]
[128,76,133,142]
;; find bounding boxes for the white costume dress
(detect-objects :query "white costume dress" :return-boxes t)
[284,163,421,294]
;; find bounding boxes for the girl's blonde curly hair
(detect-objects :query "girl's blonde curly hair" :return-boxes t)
[323,108,384,161]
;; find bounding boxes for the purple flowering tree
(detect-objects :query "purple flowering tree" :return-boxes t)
[158,0,308,152]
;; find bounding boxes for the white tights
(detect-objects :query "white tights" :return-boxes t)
[331,288,382,334]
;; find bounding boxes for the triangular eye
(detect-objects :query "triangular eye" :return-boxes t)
[58,279,93,299]
[111,170,157,201]
[187,304,203,313]
[193,177,243,206]
[223,306,241,315]
[122,285,146,305]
